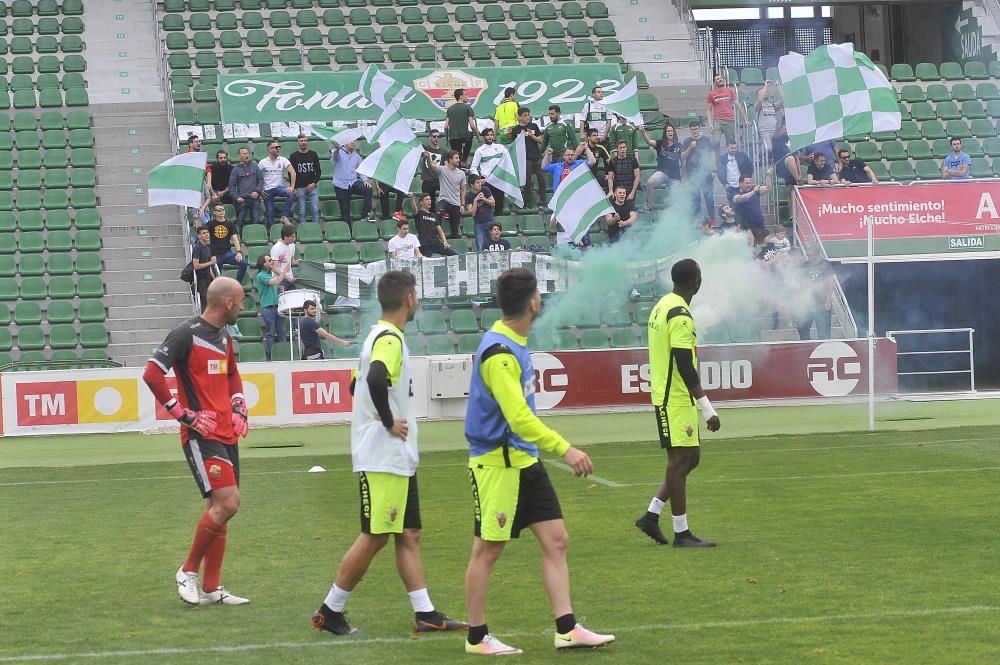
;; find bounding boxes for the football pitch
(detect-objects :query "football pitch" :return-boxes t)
[2,400,999,664]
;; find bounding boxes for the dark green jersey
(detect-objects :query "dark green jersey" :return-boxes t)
[543,120,578,156]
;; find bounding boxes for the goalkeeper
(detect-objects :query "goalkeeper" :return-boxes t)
[634,259,721,548]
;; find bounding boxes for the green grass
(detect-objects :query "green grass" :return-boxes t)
[2,404,999,663]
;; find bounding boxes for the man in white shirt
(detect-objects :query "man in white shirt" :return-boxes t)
[268,224,298,290]
[387,219,422,259]
[258,139,296,229]
[470,128,508,214]
[578,87,612,148]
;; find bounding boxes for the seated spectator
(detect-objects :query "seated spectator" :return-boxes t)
[806,153,838,186]
[206,203,248,285]
[426,150,466,239]
[707,73,748,144]
[837,147,879,185]
[640,123,681,211]
[259,139,296,228]
[754,80,783,147]
[483,222,511,251]
[299,300,351,360]
[609,114,640,160]
[607,140,641,202]
[466,174,496,251]
[470,128,507,213]
[376,180,407,222]
[732,167,774,245]
[269,224,298,290]
[387,219,422,259]
[410,194,457,257]
[942,137,972,180]
[605,184,637,243]
[229,147,263,230]
[574,129,611,191]
[209,150,234,205]
[331,140,374,227]
[254,254,288,361]
[717,139,753,204]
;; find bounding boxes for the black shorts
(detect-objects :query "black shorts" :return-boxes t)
[183,437,240,498]
[359,471,422,534]
[471,461,563,540]
[303,346,324,360]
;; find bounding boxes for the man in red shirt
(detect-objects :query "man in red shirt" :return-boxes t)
[706,74,749,144]
[143,276,250,606]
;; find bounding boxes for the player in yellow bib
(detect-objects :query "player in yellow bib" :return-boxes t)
[634,259,721,548]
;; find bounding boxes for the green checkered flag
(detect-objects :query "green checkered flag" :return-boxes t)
[778,43,901,152]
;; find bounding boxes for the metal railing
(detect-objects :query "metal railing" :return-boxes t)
[886,328,976,393]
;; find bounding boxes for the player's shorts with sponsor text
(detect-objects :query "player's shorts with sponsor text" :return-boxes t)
[654,403,700,449]
[183,438,240,498]
[470,461,563,542]
[359,471,421,535]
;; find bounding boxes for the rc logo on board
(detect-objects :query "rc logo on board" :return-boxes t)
[806,342,862,397]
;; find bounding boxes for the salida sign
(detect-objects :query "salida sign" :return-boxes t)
[529,340,898,410]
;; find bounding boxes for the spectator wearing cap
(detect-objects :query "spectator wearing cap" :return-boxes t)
[681,119,717,224]
[942,137,972,180]
[409,193,457,257]
[466,174,496,251]
[483,222,511,251]
[445,88,479,167]
[717,139,753,204]
[836,146,879,185]
[510,107,546,208]
[494,87,519,145]
[707,73,748,144]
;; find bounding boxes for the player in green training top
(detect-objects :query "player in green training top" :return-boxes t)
[634,259,721,548]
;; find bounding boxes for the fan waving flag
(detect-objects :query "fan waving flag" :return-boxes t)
[147,151,207,208]
[359,64,412,110]
[601,77,642,124]
[306,124,366,146]
[357,141,424,193]
[549,165,614,243]
[778,43,901,152]
[369,104,417,147]
[485,132,526,208]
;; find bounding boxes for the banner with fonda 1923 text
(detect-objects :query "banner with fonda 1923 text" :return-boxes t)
[218,64,624,124]
[796,180,1000,260]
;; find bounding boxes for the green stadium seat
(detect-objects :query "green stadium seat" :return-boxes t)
[75,275,104,299]
[80,323,109,349]
[19,276,46,299]
[420,334,450,355]
[46,253,73,276]
[64,87,88,106]
[449,310,479,334]
[888,161,916,181]
[454,334,479,354]
[580,329,609,349]
[0,333,10,354]
[910,102,934,121]
[891,64,915,82]
[61,35,83,53]
[914,160,940,180]
[269,10,293,29]
[46,300,75,324]
[18,254,45,276]
[239,342,267,363]
[48,275,76,299]
[330,243,359,264]
[936,101,961,121]
[75,209,101,230]
[971,119,996,138]
[17,170,41,190]
[575,40,597,57]
[899,84,924,103]
[593,19,616,37]
[949,83,975,102]
[970,157,992,178]
[355,26,378,44]
[961,101,987,121]
[0,303,9,325]
[976,83,1000,102]
[946,120,972,140]
[921,120,946,140]
[14,302,42,326]
[43,189,68,210]
[48,325,78,350]
[905,140,932,161]
[17,326,46,351]
[914,62,939,81]
[216,11,238,30]
[327,314,356,339]
[17,210,43,231]
[16,191,42,212]
[940,62,964,80]
[74,253,102,275]
[417,310,447,335]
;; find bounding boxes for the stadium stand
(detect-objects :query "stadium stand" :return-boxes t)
[0,0,112,370]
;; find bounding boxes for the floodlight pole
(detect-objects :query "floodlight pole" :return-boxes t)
[866,211,875,433]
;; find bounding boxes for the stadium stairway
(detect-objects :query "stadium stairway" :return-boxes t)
[82,1,194,367]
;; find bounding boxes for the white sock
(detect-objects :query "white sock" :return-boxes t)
[672,513,689,534]
[408,588,435,613]
[324,584,351,612]
[647,497,666,515]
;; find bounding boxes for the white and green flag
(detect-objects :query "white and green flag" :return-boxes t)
[369,104,417,147]
[601,77,642,124]
[147,151,207,208]
[306,124,366,146]
[485,132,526,208]
[549,165,614,243]
[778,43,901,152]
[359,64,412,110]
[357,141,424,193]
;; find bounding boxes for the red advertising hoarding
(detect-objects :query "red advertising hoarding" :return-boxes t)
[530,340,898,410]
[796,181,1000,259]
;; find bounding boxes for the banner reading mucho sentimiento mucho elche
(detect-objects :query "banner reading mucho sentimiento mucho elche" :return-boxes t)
[797,180,1000,259]
[219,65,625,124]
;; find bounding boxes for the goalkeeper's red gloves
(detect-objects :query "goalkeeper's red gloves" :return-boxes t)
[231,395,249,438]
[165,398,218,437]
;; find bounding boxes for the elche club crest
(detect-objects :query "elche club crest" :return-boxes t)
[413,70,488,110]
[684,425,694,438]
[390,506,399,522]
[496,511,508,528]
